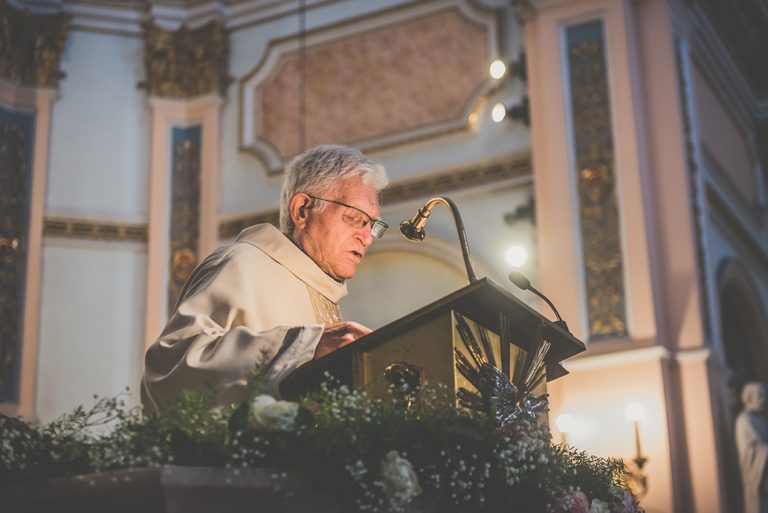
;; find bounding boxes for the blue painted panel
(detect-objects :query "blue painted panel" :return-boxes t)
[0,106,35,403]
[167,125,202,315]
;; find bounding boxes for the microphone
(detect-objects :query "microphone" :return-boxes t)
[508,270,569,332]
[400,196,478,283]
[399,205,431,242]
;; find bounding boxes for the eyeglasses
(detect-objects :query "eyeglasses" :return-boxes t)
[306,194,388,238]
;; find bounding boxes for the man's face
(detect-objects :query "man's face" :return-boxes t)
[294,174,380,281]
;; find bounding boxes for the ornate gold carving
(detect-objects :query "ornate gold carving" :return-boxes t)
[168,126,201,314]
[0,0,70,87]
[171,247,196,282]
[43,218,148,242]
[306,284,343,325]
[566,21,627,340]
[140,21,230,98]
[245,8,491,161]
[218,155,531,240]
[0,109,34,401]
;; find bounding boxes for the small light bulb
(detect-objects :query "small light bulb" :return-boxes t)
[625,402,646,422]
[489,59,507,79]
[505,245,527,267]
[491,103,507,123]
[556,413,574,433]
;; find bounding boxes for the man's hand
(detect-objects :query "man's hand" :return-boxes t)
[314,321,372,359]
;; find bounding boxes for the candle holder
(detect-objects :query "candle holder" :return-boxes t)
[624,403,649,498]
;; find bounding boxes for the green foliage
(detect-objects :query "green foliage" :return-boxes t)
[0,378,640,513]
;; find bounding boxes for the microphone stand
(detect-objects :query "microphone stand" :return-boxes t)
[400,196,478,283]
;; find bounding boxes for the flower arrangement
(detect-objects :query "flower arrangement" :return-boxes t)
[1,378,643,513]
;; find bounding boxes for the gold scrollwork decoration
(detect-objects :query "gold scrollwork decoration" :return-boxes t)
[566,21,627,340]
[0,0,70,87]
[167,127,201,314]
[139,20,231,98]
[171,247,196,282]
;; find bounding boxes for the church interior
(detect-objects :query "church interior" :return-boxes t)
[1,0,767,511]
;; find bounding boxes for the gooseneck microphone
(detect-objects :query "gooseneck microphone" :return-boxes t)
[508,270,569,332]
[400,196,478,283]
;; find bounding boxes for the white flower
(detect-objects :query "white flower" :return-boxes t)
[249,394,299,431]
[380,450,422,511]
[590,498,611,513]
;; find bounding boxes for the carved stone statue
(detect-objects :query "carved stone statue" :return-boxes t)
[736,381,768,513]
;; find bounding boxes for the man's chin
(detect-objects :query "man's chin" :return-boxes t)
[325,264,358,282]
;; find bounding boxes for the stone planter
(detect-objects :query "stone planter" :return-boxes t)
[3,466,343,513]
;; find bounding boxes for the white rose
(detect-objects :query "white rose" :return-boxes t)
[250,394,300,431]
[590,498,611,513]
[380,450,422,511]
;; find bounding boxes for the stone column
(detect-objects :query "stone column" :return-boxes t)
[139,21,229,349]
[519,0,715,511]
[0,1,68,419]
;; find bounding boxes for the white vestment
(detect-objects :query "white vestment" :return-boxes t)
[141,224,346,412]
[736,410,768,513]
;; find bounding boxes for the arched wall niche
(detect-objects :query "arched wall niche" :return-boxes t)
[341,234,501,330]
[710,258,768,513]
[717,259,768,393]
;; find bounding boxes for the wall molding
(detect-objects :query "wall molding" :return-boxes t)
[43,217,147,242]
[219,153,532,239]
[707,183,768,272]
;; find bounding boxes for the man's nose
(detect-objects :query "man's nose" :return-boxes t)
[357,223,374,247]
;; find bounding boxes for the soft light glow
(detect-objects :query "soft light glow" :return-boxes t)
[467,112,478,126]
[505,245,528,267]
[489,59,507,79]
[491,103,507,123]
[625,402,646,422]
[556,413,574,434]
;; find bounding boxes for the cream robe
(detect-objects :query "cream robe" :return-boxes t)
[141,224,346,412]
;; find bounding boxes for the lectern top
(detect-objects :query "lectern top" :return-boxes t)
[297,278,585,376]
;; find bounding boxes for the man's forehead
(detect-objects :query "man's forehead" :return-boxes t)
[333,176,380,208]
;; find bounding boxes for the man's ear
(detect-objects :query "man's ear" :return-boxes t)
[289,193,312,230]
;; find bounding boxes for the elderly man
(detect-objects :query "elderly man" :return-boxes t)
[141,145,389,412]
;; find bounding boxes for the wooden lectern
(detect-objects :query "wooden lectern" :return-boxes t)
[280,278,585,402]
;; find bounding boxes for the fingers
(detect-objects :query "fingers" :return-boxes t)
[322,321,371,340]
[344,321,373,337]
[315,321,372,359]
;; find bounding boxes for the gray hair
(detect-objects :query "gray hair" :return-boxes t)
[279,144,388,238]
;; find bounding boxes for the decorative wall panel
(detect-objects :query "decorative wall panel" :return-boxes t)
[565,20,627,340]
[0,107,34,402]
[241,6,498,171]
[168,126,201,315]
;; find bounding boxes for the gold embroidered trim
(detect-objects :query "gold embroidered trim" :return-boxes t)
[306,284,344,325]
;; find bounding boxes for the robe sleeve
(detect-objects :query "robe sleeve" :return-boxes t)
[141,245,323,413]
